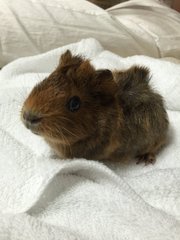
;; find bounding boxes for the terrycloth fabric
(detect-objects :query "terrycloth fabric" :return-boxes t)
[0,38,180,240]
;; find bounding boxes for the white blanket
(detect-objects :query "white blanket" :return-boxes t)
[0,38,180,240]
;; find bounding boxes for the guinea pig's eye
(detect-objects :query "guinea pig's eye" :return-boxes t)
[67,96,81,112]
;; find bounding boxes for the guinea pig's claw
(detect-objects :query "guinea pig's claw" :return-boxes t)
[136,153,156,166]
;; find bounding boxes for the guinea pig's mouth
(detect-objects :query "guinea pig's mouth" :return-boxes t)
[21,108,82,144]
[23,119,41,135]
[21,109,43,135]
[30,128,40,135]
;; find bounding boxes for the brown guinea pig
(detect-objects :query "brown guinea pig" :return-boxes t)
[21,50,169,165]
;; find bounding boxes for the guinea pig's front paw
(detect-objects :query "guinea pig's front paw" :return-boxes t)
[136,153,156,166]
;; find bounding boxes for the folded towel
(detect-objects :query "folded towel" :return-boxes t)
[0,38,180,240]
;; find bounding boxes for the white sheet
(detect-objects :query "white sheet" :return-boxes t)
[0,38,180,240]
[1,0,180,68]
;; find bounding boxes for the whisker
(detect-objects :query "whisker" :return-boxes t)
[52,123,72,155]
[60,125,79,139]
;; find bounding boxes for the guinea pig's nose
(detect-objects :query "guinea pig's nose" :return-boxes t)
[23,111,42,126]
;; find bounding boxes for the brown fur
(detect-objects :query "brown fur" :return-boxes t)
[21,50,169,164]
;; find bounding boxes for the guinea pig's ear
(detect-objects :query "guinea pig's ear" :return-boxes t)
[59,50,73,67]
[93,69,117,105]
[58,50,83,74]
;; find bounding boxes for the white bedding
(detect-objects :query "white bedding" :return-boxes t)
[0,38,180,239]
[1,0,180,67]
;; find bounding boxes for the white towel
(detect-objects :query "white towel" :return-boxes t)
[0,38,180,240]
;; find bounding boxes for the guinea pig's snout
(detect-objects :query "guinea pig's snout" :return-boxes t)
[22,110,42,128]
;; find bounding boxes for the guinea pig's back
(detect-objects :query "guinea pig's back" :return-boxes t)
[114,66,169,155]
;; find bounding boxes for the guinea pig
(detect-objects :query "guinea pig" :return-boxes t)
[21,50,169,165]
